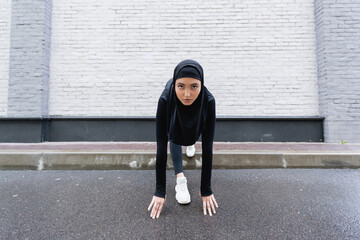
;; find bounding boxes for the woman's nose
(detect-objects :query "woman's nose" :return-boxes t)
[184,90,190,97]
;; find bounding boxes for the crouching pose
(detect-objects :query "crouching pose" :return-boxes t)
[148,59,218,219]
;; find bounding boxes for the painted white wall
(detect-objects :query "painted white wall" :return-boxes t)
[49,0,319,117]
[0,0,11,116]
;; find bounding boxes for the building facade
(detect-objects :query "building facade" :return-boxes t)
[0,0,359,143]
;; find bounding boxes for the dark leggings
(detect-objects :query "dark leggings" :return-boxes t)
[170,141,183,175]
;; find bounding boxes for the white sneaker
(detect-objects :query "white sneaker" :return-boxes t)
[186,145,196,157]
[175,176,191,204]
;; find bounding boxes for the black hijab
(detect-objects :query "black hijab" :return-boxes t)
[167,59,209,146]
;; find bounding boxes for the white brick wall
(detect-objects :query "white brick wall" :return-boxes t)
[49,0,319,117]
[0,0,11,117]
[315,0,360,143]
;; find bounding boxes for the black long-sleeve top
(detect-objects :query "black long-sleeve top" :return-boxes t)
[153,95,216,199]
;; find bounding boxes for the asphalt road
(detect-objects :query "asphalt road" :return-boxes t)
[1,169,359,240]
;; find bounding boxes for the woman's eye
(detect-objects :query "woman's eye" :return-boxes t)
[177,85,198,89]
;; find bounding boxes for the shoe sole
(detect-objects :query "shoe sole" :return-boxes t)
[186,152,195,158]
[175,196,191,205]
[175,188,191,204]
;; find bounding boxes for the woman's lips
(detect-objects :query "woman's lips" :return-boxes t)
[183,99,192,102]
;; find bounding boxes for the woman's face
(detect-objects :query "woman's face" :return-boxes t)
[175,77,201,106]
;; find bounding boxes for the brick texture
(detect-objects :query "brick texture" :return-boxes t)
[315,0,360,142]
[0,0,11,116]
[49,0,319,117]
[3,0,359,142]
[7,0,52,118]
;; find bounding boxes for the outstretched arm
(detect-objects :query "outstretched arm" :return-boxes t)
[200,99,218,216]
[201,99,215,197]
[148,98,168,219]
[154,98,168,198]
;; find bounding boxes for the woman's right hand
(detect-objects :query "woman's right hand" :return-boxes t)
[148,195,166,219]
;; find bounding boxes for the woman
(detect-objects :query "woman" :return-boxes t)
[147,59,218,219]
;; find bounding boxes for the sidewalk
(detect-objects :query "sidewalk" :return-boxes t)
[0,142,359,170]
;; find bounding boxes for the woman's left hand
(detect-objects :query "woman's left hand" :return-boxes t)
[199,191,218,216]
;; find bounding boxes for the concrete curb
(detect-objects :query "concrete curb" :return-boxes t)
[1,151,359,170]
